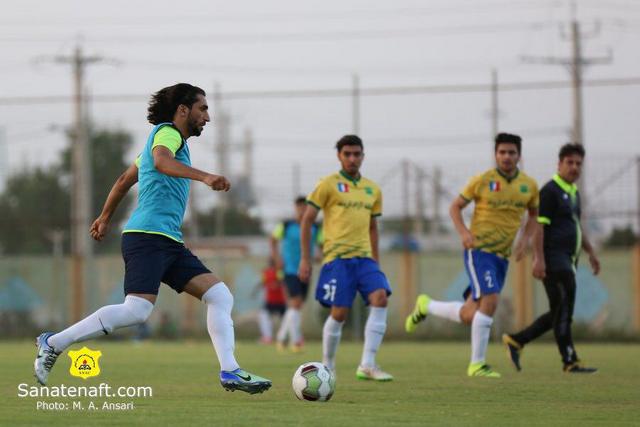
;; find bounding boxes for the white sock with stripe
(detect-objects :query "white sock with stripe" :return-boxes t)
[322,316,344,371]
[276,308,293,344]
[48,295,153,353]
[288,308,302,345]
[470,311,493,365]
[428,300,463,323]
[202,283,239,372]
[360,307,387,367]
[257,309,272,341]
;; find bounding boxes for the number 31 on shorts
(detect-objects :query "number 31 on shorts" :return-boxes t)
[323,279,337,302]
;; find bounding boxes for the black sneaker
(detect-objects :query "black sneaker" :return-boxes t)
[501,334,522,372]
[564,362,598,374]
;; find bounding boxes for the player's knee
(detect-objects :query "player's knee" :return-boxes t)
[202,282,234,309]
[290,297,303,310]
[369,291,388,307]
[330,308,349,323]
[124,295,154,324]
[460,308,475,325]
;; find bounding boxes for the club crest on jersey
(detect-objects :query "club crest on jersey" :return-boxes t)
[489,181,501,192]
[337,183,349,193]
[68,346,102,379]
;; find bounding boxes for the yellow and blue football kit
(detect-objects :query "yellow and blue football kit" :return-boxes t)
[460,168,539,299]
[307,171,391,307]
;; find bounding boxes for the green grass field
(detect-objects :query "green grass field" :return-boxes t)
[2,340,639,426]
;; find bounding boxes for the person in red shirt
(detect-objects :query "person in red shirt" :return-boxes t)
[255,259,287,344]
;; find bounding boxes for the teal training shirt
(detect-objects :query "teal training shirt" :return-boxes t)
[123,123,190,242]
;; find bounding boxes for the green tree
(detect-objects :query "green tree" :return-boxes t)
[194,206,263,236]
[604,225,638,248]
[0,127,134,254]
[61,128,134,253]
[0,166,69,254]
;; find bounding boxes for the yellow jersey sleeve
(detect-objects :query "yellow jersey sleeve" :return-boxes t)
[316,226,324,245]
[151,126,182,156]
[272,222,284,240]
[460,174,482,202]
[371,187,382,217]
[134,154,142,168]
[307,179,330,210]
[528,180,540,209]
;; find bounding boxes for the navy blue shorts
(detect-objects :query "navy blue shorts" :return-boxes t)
[315,257,392,308]
[264,303,286,316]
[463,249,509,300]
[284,274,309,299]
[121,233,211,295]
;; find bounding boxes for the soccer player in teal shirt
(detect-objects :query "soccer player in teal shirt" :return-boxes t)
[270,196,321,352]
[34,83,271,394]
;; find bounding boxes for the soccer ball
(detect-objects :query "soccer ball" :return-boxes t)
[292,362,336,402]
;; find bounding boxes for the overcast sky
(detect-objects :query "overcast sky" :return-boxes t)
[1,0,639,229]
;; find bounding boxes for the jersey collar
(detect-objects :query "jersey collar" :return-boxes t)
[553,173,578,196]
[339,170,361,185]
[495,167,519,183]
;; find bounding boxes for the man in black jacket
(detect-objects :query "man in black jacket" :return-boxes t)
[502,143,600,373]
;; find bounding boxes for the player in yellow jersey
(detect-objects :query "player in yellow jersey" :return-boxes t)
[299,135,393,381]
[405,133,539,378]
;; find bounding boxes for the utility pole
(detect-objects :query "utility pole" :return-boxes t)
[634,156,640,332]
[243,128,253,191]
[637,156,640,237]
[0,126,6,193]
[521,1,612,193]
[54,45,103,322]
[352,74,360,135]
[490,68,499,157]
[350,73,363,339]
[491,69,499,134]
[213,83,230,238]
[414,164,425,236]
[401,159,416,318]
[432,166,442,235]
[292,162,301,199]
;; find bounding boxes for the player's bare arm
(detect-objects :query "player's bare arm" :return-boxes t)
[90,162,139,241]
[531,221,546,279]
[298,204,319,283]
[581,225,601,275]
[152,145,230,192]
[269,235,284,271]
[449,195,473,249]
[514,207,539,261]
[369,216,380,263]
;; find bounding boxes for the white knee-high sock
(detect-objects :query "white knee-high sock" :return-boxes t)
[48,295,154,353]
[470,311,493,364]
[202,283,239,372]
[428,300,463,323]
[276,308,293,344]
[322,316,344,371]
[288,308,302,345]
[257,309,272,341]
[360,307,387,367]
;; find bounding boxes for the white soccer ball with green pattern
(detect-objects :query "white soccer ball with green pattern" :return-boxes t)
[292,362,336,402]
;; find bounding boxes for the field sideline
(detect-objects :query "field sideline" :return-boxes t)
[2,341,639,426]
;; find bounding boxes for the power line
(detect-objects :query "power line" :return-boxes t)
[0,22,553,45]
[1,77,639,106]
[0,2,564,27]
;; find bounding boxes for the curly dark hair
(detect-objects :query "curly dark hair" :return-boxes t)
[335,135,363,152]
[558,142,585,160]
[494,132,522,155]
[147,83,206,125]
